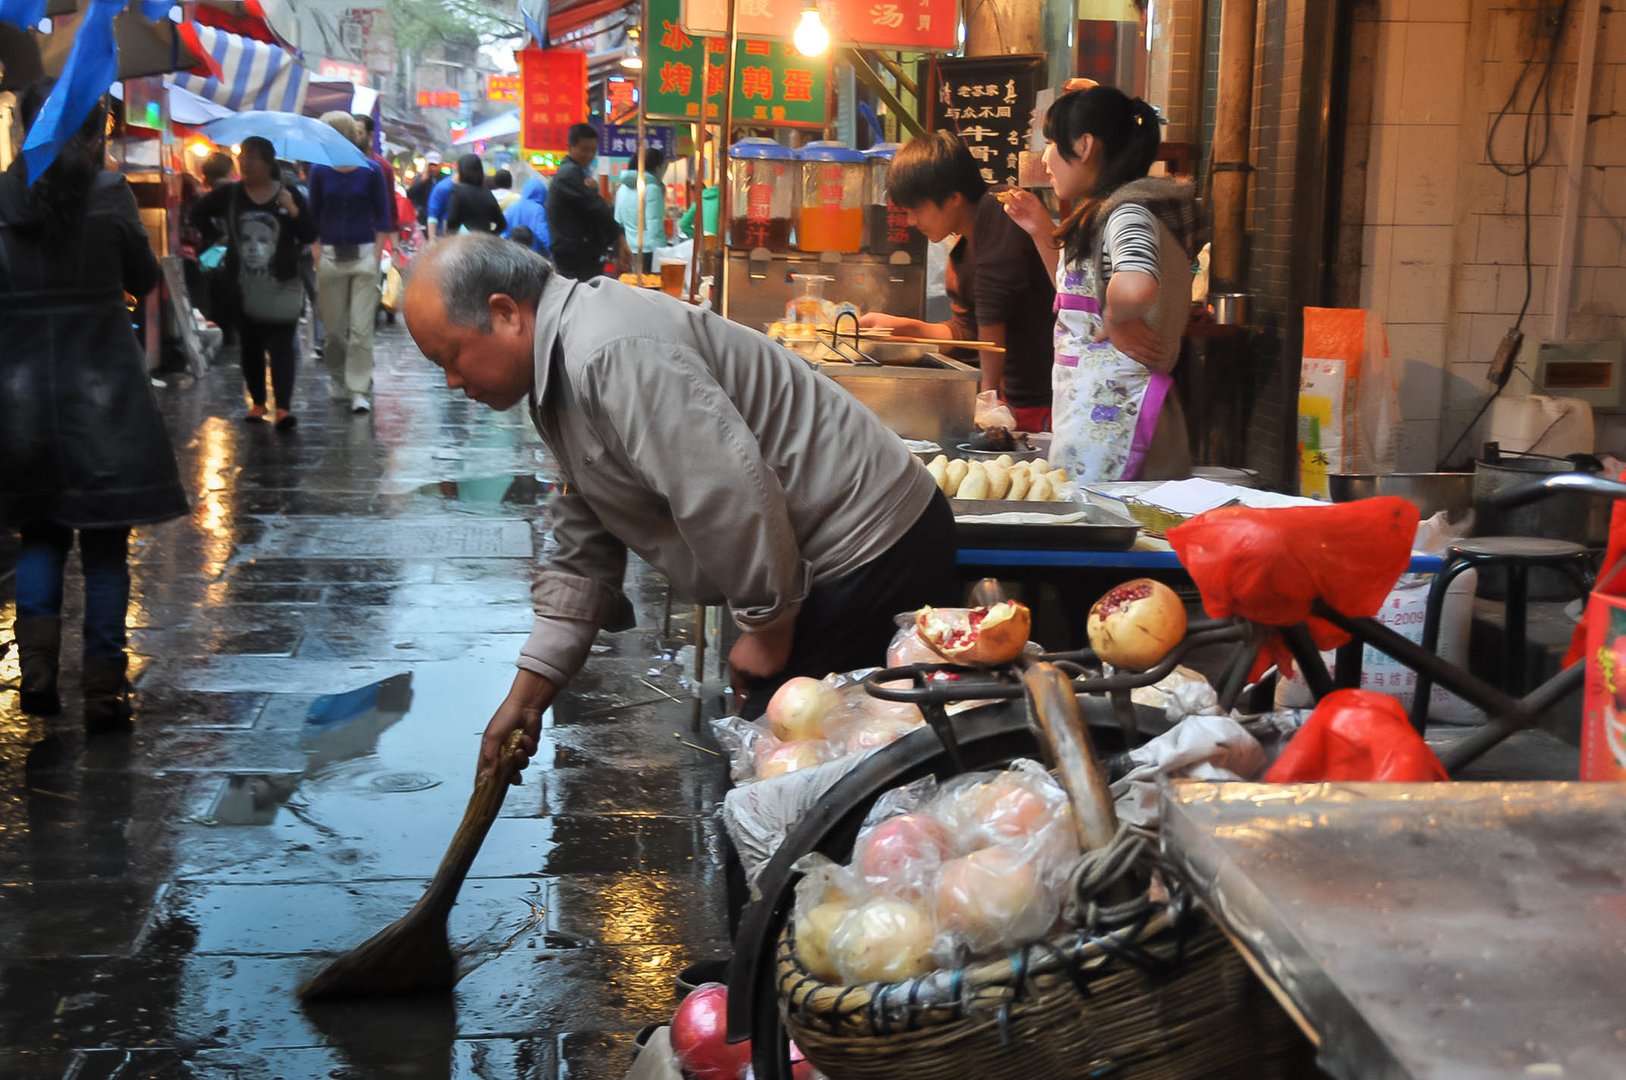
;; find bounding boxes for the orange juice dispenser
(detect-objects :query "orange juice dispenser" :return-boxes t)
[727,138,798,251]
[796,141,866,255]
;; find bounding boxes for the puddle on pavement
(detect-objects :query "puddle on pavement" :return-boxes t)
[413,473,561,513]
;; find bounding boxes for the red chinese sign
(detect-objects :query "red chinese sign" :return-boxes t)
[606,76,637,119]
[519,48,588,152]
[417,90,462,109]
[487,74,521,103]
[680,0,958,52]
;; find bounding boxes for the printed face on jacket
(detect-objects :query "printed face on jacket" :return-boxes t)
[239,213,278,274]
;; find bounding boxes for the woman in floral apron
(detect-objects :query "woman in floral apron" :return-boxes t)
[1004,86,1199,483]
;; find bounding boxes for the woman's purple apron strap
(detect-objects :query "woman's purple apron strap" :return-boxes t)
[1121,371,1173,481]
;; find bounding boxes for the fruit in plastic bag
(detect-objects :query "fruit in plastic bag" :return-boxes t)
[837,714,922,754]
[829,898,935,983]
[933,847,1054,957]
[915,601,1031,665]
[794,901,852,982]
[1087,578,1187,670]
[950,771,1052,843]
[1264,688,1448,782]
[766,677,840,742]
[754,739,829,779]
[887,624,943,667]
[671,983,751,1080]
[854,812,954,890]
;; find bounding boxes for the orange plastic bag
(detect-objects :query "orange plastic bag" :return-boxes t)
[1264,689,1447,782]
[1167,497,1419,676]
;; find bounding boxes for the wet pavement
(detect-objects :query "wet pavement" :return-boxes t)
[0,326,730,1078]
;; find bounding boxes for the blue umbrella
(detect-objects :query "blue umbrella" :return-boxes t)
[202,109,369,167]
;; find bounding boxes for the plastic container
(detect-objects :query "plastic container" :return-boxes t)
[863,143,928,260]
[1487,393,1595,458]
[797,141,866,254]
[727,138,797,250]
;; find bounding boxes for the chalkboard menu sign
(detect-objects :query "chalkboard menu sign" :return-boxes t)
[926,55,1046,189]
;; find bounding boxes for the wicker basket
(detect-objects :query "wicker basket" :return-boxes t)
[778,888,1307,1080]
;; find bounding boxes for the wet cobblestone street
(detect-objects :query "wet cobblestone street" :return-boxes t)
[0,325,730,1078]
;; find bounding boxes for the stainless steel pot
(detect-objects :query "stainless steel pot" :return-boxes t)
[1328,472,1473,523]
[1210,292,1248,325]
[1474,450,1605,599]
[1474,452,1606,547]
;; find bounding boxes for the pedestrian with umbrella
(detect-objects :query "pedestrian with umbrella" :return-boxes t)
[307,110,392,414]
[1,85,189,732]
[190,135,317,428]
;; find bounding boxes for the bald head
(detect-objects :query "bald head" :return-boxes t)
[405,234,548,412]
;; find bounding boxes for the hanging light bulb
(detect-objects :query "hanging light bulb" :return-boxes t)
[621,23,643,69]
[793,0,829,57]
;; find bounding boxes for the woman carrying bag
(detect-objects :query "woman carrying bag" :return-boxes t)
[1,85,189,732]
[190,136,316,428]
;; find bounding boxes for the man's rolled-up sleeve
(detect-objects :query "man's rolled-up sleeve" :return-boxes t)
[519,488,637,685]
[589,342,811,632]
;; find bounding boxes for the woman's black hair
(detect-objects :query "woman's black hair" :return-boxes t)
[10,80,108,240]
[886,131,988,210]
[456,153,484,185]
[237,136,280,181]
[1044,86,1161,264]
[640,147,666,175]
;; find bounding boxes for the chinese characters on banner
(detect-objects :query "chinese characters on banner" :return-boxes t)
[681,0,958,52]
[926,55,1045,189]
[594,123,676,158]
[519,48,588,152]
[645,0,827,127]
[487,74,521,103]
[417,90,462,109]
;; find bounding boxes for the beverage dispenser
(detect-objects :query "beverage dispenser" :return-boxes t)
[862,143,928,260]
[727,138,797,251]
[796,141,866,255]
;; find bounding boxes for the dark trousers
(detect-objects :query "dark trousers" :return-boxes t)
[637,251,654,273]
[239,317,298,409]
[15,522,132,659]
[739,491,959,721]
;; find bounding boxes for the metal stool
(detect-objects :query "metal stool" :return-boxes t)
[1411,536,1593,730]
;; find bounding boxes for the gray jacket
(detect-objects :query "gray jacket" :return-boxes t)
[519,274,937,686]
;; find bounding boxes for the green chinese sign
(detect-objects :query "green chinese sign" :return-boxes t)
[644,0,827,128]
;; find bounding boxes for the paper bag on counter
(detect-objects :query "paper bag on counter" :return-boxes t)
[1298,307,1400,499]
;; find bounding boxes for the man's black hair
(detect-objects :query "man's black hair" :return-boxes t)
[886,131,988,210]
[568,123,598,148]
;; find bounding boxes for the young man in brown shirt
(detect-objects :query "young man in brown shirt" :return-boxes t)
[860,132,1058,431]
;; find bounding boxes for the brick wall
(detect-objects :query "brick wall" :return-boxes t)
[1360,0,1626,467]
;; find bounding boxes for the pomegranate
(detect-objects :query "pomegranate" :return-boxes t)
[915,601,1031,665]
[934,847,1051,954]
[837,714,923,754]
[828,898,935,984]
[765,677,840,742]
[754,740,827,780]
[670,983,751,1080]
[1087,578,1186,670]
[887,627,943,667]
[952,774,1052,843]
[855,813,954,889]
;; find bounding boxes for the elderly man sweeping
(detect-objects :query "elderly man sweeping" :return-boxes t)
[403,234,957,779]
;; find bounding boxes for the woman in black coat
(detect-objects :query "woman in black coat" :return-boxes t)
[0,85,189,732]
[443,153,507,236]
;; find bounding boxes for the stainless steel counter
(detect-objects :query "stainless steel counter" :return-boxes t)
[1161,780,1626,1080]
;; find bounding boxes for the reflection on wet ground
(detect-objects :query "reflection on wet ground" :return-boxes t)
[0,326,729,1078]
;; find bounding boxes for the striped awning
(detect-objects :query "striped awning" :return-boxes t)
[171,20,308,114]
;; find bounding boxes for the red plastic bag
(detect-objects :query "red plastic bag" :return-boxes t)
[1166,497,1419,677]
[1264,689,1447,782]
